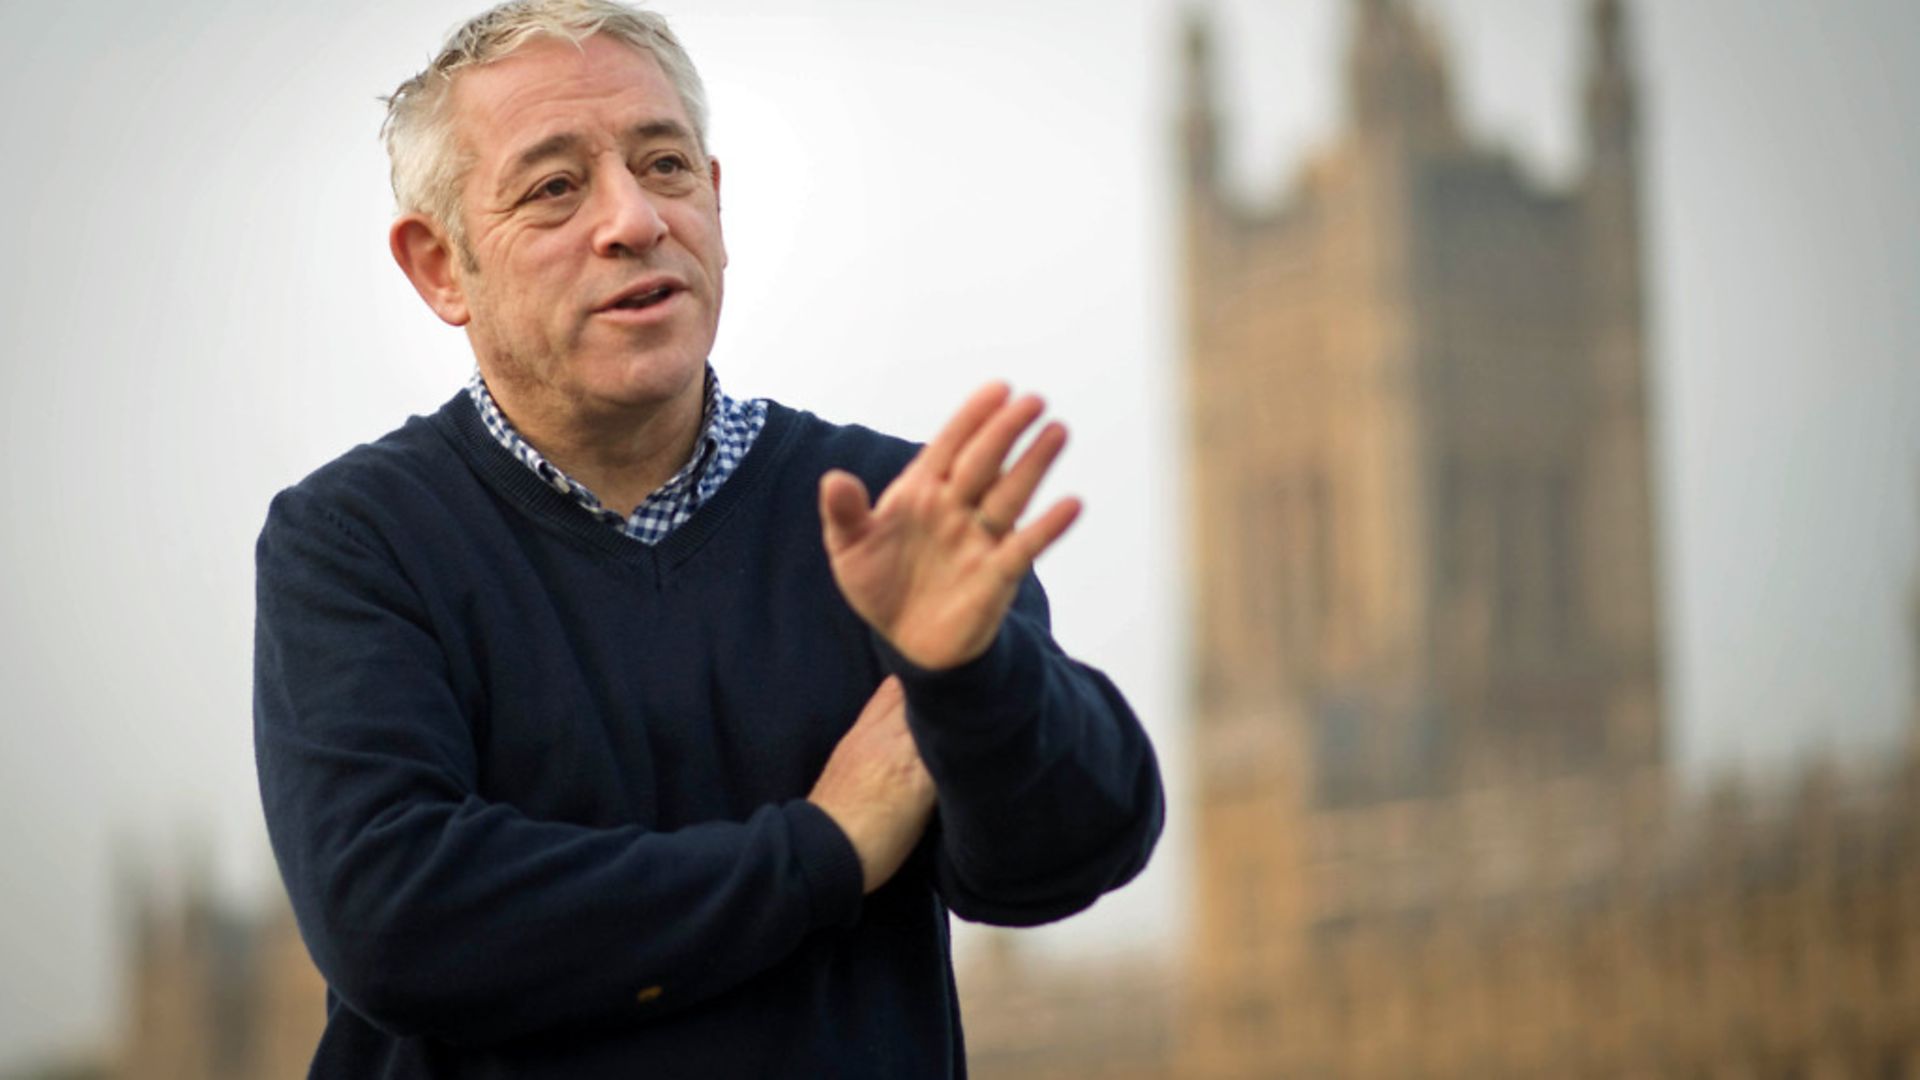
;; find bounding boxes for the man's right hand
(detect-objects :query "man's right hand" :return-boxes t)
[807,677,936,894]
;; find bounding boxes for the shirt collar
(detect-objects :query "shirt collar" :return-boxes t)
[463,365,724,524]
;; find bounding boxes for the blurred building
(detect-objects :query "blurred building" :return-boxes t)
[111,872,323,1080]
[1184,0,1659,810]
[964,0,1920,1076]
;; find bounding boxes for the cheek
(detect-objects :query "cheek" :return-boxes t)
[484,248,571,328]
[670,207,725,272]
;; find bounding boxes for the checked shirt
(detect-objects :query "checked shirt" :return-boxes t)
[465,366,768,546]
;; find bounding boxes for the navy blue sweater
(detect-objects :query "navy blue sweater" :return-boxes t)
[253,393,1164,1078]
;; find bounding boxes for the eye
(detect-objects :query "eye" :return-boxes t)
[530,175,578,201]
[648,154,690,176]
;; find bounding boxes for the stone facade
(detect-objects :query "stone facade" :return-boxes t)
[960,1,1920,1077]
[113,882,324,1080]
[958,936,1177,1080]
[1183,0,1660,810]
[1175,762,1920,1078]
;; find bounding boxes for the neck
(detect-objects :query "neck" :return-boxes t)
[483,371,708,515]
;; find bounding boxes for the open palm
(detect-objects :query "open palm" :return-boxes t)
[820,383,1082,671]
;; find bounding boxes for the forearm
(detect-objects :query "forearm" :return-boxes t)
[259,744,859,1044]
[819,385,1161,923]
[873,586,1164,925]
[254,491,865,1045]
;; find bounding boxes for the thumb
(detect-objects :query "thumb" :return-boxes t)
[818,469,874,550]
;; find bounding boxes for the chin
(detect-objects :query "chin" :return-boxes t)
[584,351,707,408]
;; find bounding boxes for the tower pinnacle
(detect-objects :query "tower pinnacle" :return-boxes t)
[1179,6,1221,192]
[1585,0,1637,152]
[1593,0,1627,69]
[1346,0,1458,148]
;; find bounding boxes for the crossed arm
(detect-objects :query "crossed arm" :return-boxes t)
[254,384,1162,1043]
[810,382,1120,899]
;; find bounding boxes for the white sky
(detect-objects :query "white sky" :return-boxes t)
[1,0,1916,1069]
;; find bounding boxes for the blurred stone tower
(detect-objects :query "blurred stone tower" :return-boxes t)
[1180,0,1664,1067]
[1181,0,1662,806]
[114,859,326,1080]
[965,7,1920,1077]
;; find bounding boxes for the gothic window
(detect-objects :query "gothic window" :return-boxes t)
[1489,468,1580,657]
[1243,488,1284,655]
[1494,479,1528,651]
[1443,460,1479,595]
[1546,474,1578,649]
[1307,472,1335,652]
[1236,862,1263,951]
[1249,471,1334,670]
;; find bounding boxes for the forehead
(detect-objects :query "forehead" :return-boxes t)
[450,33,689,159]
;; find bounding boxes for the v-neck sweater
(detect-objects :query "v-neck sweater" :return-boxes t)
[253,391,1164,1078]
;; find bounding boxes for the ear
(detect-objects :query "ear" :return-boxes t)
[709,156,727,269]
[390,213,472,327]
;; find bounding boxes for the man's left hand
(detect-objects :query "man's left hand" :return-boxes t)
[819,382,1081,671]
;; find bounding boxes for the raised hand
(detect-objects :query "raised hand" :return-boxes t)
[819,383,1082,671]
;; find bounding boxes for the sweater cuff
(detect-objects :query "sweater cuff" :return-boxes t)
[871,615,1047,736]
[782,800,865,930]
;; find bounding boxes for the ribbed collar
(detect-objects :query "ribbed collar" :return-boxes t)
[464,365,768,546]
[434,388,800,575]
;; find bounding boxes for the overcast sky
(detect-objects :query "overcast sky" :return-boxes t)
[1,0,1916,1069]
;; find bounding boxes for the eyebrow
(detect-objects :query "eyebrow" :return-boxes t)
[497,120,699,195]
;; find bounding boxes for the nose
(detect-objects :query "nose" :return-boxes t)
[589,163,669,258]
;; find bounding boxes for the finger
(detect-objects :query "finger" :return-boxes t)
[950,395,1045,503]
[819,469,874,552]
[998,496,1082,572]
[915,382,1010,479]
[854,675,904,721]
[864,676,904,721]
[906,759,936,808]
[976,420,1066,534]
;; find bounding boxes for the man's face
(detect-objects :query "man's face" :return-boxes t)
[446,34,724,428]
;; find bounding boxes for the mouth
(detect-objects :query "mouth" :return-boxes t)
[597,278,686,316]
[608,285,676,310]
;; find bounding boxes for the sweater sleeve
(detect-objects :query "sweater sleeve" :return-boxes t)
[872,574,1164,926]
[252,486,865,1046]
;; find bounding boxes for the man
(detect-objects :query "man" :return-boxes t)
[253,1,1163,1075]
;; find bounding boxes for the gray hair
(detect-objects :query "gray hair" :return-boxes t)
[379,0,710,250]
